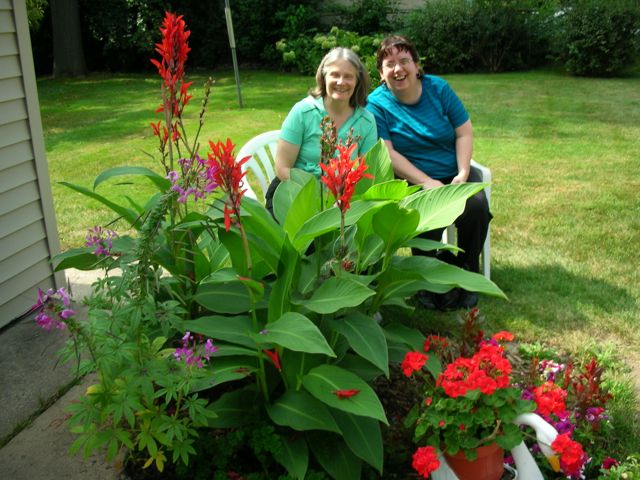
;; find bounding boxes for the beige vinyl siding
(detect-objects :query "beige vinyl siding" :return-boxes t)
[0,0,63,327]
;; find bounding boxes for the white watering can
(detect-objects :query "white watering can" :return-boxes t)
[431,413,560,480]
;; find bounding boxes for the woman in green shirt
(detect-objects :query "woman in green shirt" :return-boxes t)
[265,48,377,211]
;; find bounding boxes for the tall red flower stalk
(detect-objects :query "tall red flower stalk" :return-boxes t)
[150,12,192,171]
[320,143,372,253]
[207,139,252,273]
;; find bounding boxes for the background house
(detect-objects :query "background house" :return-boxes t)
[0,0,64,329]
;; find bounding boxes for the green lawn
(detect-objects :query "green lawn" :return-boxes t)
[38,68,640,383]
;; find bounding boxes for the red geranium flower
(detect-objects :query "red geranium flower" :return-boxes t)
[412,446,440,478]
[551,433,588,478]
[533,381,568,417]
[401,351,428,377]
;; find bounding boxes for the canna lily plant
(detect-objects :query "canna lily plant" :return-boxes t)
[49,11,506,479]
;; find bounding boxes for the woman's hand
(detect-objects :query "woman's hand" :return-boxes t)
[451,168,469,184]
[422,178,444,189]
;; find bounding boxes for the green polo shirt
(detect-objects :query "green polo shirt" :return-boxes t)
[280,95,378,176]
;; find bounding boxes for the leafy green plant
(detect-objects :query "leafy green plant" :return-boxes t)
[44,11,505,478]
[276,26,383,85]
[552,0,640,76]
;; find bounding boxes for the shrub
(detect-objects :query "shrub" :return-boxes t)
[404,0,550,73]
[552,0,640,76]
[403,0,474,73]
[331,0,400,36]
[276,26,383,87]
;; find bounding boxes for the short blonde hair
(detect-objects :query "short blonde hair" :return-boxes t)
[310,47,370,108]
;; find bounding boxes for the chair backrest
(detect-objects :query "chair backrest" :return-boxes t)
[237,130,280,201]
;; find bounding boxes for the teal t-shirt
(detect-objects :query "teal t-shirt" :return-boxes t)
[366,75,469,179]
[280,96,378,177]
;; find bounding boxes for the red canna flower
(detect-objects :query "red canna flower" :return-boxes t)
[207,139,249,231]
[263,349,281,371]
[320,143,372,213]
[412,446,440,478]
[332,389,360,399]
[150,12,192,117]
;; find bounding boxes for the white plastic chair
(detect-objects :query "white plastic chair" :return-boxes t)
[236,130,280,201]
[236,131,491,279]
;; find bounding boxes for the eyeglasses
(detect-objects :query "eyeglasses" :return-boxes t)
[382,58,413,70]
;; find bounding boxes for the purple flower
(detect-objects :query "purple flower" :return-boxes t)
[33,287,74,330]
[166,155,219,203]
[204,339,217,359]
[174,332,215,368]
[85,226,117,256]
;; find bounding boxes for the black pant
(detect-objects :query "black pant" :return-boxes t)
[264,177,281,219]
[411,167,492,274]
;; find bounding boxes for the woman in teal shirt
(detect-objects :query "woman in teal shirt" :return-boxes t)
[266,47,376,209]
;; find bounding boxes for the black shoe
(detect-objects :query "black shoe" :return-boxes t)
[435,288,462,312]
[459,290,478,309]
[416,290,437,310]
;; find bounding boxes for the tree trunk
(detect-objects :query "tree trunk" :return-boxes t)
[50,0,87,77]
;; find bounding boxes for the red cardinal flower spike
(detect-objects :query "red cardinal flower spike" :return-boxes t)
[332,389,360,399]
[150,12,193,117]
[320,144,372,213]
[263,349,281,371]
[207,139,249,231]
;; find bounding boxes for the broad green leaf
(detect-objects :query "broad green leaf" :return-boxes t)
[328,312,388,376]
[241,197,285,271]
[292,200,388,251]
[356,139,394,193]
[337,354,385,382]
[393,255,506,298]
[267,390,341,433]
[268,237,300,322]
[257,312,335,357]
[383,323,426,352]
[93,166,170,191]
[297,277,375,314]
[206,386,258,428]
[307,431,362,480]
[358,235,384,270]
[401,182,487,233]
[372,203,420,254]
[331,409,383,473]
[52,247,102,271]
[189,357,257,392]
[361,179,414,201]
[406,237,462,253]
[195,281,251,313]
[273,168,316,224]
[303,365,388,424]
[284,175,321,241]
[60,181,139,225]
[274,433,309,480]
[293,207,341,251]
[183,315,256,348]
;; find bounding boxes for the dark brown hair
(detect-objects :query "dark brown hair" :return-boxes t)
[376,35,422,74]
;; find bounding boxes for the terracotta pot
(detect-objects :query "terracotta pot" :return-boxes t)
[444,443,504,480]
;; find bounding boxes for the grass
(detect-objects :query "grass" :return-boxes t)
[38,67,640,448]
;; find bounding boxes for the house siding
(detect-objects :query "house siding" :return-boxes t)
[0,0,63,328]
